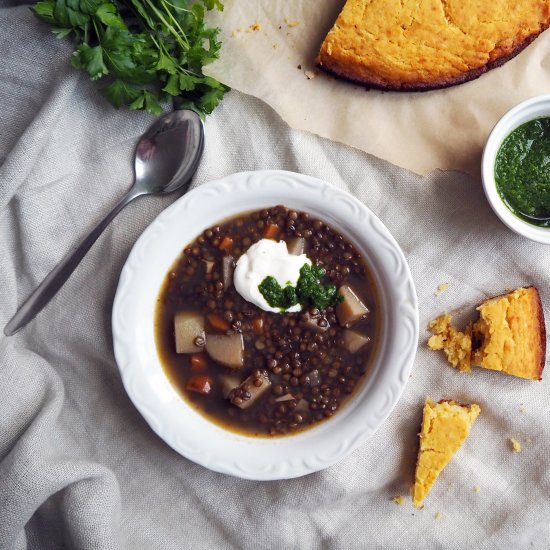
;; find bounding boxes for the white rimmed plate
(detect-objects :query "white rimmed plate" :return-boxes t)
[112,170,418,480]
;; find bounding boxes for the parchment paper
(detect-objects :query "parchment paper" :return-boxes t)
[205,1,550,177]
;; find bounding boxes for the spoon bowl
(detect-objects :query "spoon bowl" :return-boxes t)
[4,109,205,336]
[515,209,550,222]
[135,110,204,194]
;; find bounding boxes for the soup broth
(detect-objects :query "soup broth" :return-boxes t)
[155,206,380,437]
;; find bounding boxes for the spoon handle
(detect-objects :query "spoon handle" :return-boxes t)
[4,189,141,336]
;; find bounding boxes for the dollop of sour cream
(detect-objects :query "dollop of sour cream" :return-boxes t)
[234,239,311,313]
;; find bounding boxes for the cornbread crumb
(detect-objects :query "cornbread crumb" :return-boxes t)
[474,485,481,493]
[304,70,317,80]
[247,21,261,33]
[412,399,480,508]
[272,43,279,50]
[428,287,546,380]
[435,512,443,520]
[284,17,300,27]
[435,283,449,297]
[427,315,472,372]
[510,438,522,453]
[392,495,405,505]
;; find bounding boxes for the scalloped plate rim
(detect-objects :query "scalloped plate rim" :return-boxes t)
[112,170,419,480]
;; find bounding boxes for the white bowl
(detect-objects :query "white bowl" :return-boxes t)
[112,170,418,480]
[482,94,550,245]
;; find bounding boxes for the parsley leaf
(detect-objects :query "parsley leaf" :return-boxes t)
[72,43,109,80]
[32,0,228,117]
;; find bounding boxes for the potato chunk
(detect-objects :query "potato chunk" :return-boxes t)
[220,374,241,398]
[222,255,235,289]
[229,371,271,409]
[343,330,371,353]
[301,311,330,332]
[205,333,244,369]
[287,237,306,256]
[174,311,205,354]
[336,285,369,327]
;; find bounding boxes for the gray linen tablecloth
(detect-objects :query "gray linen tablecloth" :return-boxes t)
[2,3,550,549]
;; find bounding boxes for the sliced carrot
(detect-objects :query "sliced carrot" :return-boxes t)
[190,354,207,372]
[207,314,230,332]
[186,375,213,395]
[218,236,234,251]
[263,223,279,239]
[252,317,264,334]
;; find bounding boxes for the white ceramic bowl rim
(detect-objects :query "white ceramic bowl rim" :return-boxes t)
[482,94,550,245]
[112,170,419,480]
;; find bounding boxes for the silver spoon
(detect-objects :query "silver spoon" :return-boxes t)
[516,209,550,222]
[4,109,204,336]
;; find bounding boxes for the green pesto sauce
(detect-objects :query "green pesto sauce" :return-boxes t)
[259,264,343,312]
[495,117,550,227]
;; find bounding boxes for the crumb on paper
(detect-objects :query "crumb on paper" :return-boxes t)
[510,438,522,453]
[284,17,300,27]
[474,485,481,493]
[297,64,302,70]
[435,512,443,520]
[435,283,449,297]
[304,70,318,80]
[392,495,405,505]
[247,21,261,33]
[272,43,278,50]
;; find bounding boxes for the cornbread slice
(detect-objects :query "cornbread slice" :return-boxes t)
[413,399,480,508]
[316,0,550,91]
[471,288,546,380]
[428,287,546,380]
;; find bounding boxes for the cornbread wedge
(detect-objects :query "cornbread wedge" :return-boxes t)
[316,0,550,91]
[428,287,546,380]
[413,399,480,508]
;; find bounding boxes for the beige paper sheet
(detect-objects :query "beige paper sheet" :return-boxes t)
[204,1,550,177]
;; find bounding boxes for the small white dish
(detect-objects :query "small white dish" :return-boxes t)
[482,94,550,244]
[112,170,418,480]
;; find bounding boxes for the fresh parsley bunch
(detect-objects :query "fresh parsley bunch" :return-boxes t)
[33,0,228,116]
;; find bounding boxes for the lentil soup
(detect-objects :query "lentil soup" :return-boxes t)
[155,206,380,437]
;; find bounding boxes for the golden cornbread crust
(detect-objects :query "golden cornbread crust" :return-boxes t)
[427,287,546,380]
[412,399,480,508]
[316,0,550,91]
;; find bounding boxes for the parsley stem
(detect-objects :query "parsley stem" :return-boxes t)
[157,38,200,77]
[92,18,102,41]
[162,0,192,14]
[141,0,189,51]
[158,0,191,49]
